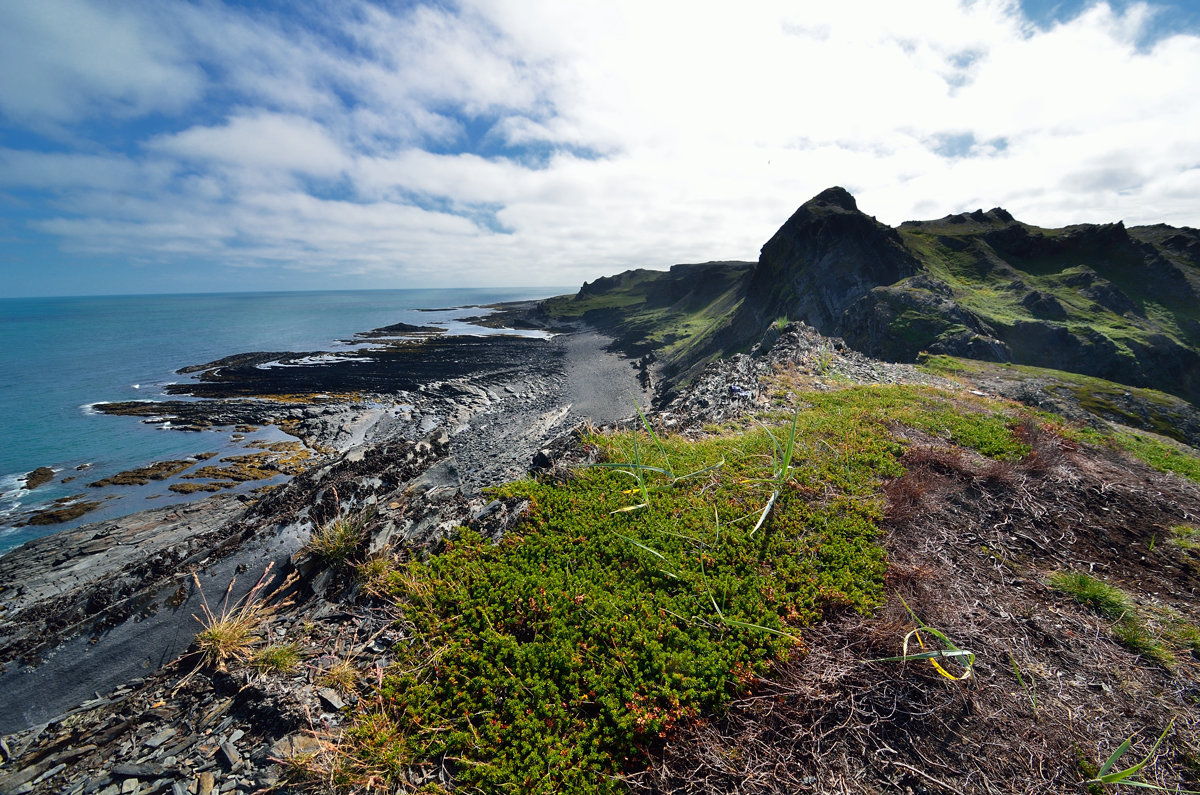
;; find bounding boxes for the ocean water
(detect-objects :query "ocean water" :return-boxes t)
[0,287,568,554]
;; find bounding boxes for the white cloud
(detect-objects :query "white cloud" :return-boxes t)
[149,112,351,179]
[0,0,203,125]
[5,0,1200,292]
[0,149,170,191]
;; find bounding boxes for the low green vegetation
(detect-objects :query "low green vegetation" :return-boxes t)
[319,384,1032,793]
[1171,524,1200,552]
[898,224,1198,356]
[1109,431,1200,484]
[1048,570,1200,667]
[918,354,1200,482]
[252,642,302,672]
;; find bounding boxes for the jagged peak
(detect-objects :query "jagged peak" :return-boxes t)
[806,186,859,212]
[901,206,1018,230]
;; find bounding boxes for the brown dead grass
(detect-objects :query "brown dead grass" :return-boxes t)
[629,424,1200,794]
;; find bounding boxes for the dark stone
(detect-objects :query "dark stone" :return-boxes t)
[111,764,166,779]
[316,687,345,711]
[355,321,445,338]
[22,467,54,491]
[218,742,240,768]
[1019,290,1067,320]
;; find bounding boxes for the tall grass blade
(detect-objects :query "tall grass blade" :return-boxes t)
[589,463,674,476]
[778,404,801,478]
[750,490,777,537]
[1093,721,1172,785]
[632,427,648,507]
[617,534,677,578]
[671,459,725,483]
[755,417,785,464]
[749,406,803,537]
[1009,653,1038,716]
[635,401,674,479]
[870,598,975,680]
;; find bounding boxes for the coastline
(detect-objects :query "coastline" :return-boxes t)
[0,290,568,551]
[0,310,650,735]
[2,316,1199,795]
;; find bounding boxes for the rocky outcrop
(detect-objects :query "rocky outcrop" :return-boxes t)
[737,187,920,341]
[21,468,54,491]
[540,188,1200,410]
[730,189,1200,408]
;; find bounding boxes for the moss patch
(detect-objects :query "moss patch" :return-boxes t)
[179,448,311,487]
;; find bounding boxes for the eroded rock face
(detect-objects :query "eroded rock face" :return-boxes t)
[740,187,921,338]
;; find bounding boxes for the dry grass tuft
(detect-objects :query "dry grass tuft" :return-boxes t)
[307,506,376,565]
[191,562,297,672]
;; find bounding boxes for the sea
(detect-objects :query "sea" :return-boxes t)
[0,287,569,555]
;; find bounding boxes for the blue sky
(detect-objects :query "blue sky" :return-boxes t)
[2,0,1200,297]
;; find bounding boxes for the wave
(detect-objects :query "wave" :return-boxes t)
[255,354,371,369]
[0,473,28,522]
[0,472,27,498]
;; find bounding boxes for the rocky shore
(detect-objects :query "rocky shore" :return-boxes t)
[0,319,937,794]
[3,312,1197,795]
[0,311,654,782]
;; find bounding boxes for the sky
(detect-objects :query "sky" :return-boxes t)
[2,0,1200,297]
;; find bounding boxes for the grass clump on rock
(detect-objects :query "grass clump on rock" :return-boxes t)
[191,564,296,672]
[317,385,1033,793]
[307,507,375,565]
[252,642,302,673]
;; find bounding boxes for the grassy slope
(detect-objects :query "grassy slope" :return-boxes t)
[299,215,1200,792]
[539,262,754,379]
[896,220,1199,361]
[919,353,1190,429]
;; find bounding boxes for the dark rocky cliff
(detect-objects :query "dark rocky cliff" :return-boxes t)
[735,188,1200,407]
[740,186,920,334]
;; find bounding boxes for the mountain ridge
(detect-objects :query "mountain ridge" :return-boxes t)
[544,187,1200,410]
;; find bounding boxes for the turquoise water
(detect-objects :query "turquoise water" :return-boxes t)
[0,288,567,553]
